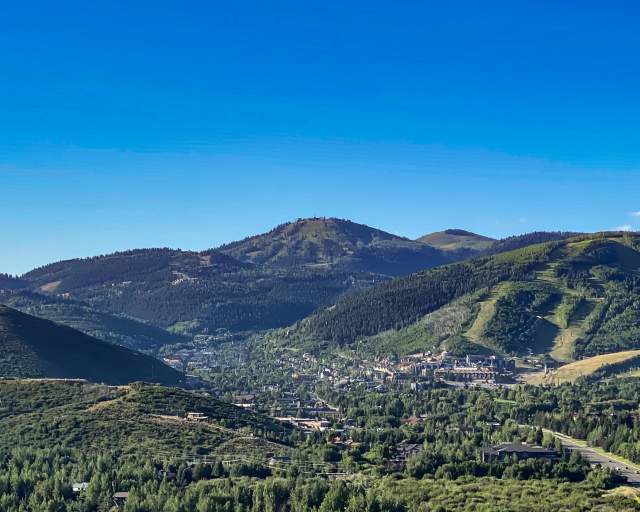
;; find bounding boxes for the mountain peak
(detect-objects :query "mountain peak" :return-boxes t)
[217,217,410,267]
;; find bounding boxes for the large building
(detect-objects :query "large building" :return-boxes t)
[480,442,557,462]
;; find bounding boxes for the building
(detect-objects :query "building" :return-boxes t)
[186,412,208,422]
[480,442,557,462]
[72,482,89,494]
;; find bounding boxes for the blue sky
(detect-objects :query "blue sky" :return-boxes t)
[1,1,639,275]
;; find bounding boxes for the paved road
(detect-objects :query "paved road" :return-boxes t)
[547,430,640,485]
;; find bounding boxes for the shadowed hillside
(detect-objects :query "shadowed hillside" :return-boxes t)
[0,306,182,385]
[2,290,188,352]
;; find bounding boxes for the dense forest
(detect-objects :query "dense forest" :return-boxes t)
[3,291,188,352]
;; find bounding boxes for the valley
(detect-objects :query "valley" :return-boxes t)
[2,224,640,511]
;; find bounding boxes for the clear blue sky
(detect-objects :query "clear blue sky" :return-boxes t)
[1,1,639,275]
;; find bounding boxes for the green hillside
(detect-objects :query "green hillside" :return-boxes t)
[0,305,182,385]
[282,234,640,361]
[484,231,582,256]
[0,380,290,457]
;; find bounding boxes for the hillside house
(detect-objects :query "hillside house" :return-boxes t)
[186,412,208,422]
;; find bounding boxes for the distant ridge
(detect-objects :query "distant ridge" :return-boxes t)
[0,274,27,290]
[0,305,182,385]
[484,231,583,256]
[418,229,495,254]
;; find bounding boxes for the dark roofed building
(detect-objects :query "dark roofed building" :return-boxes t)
[481,442,557,462]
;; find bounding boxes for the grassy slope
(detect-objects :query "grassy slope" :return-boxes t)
[464,282,512,349]
[353,293,482,357]
[0,305,182,385]
[549,298,596,362]
[462,238,633,359]
[525,350,640,385]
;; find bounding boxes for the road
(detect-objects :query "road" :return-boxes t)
[546,430,640,485]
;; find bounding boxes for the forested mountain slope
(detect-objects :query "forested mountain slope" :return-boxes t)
[14,219,453,335]
[19,247,377,334]
[283,234,640,361]
[0,306,182,384]
[0,274,27,290]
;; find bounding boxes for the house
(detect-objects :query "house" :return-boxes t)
[72,482,89,494]
[186,412,208,422]
[480,442,557,462]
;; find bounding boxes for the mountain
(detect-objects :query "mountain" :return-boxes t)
[0,305,182,384]
[418,229,496,255]
[16,219,455,336]
[13,218,588,339]
[19,247,376,335]
[279,233,640,361]
[218,217,449,274]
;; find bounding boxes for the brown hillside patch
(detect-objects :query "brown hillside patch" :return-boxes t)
[525,350,640,385]
[39,281,61,293]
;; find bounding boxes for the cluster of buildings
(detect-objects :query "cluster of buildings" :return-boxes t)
[367,351,516,386]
